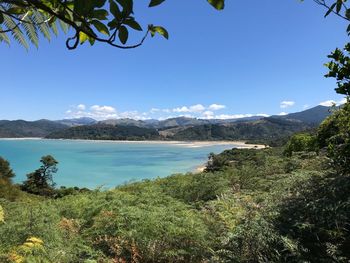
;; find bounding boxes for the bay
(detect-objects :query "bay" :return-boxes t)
[0,139,240,189]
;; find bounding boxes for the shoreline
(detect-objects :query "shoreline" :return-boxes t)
[0,137,266,149]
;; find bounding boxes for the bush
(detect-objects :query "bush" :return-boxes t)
[284,133,318,156]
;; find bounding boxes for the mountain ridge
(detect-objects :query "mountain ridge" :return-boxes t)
[0,105,334,142]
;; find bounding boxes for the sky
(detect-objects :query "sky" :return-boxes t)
[0,0,349,121]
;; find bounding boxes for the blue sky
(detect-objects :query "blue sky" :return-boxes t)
[0,0,348,121]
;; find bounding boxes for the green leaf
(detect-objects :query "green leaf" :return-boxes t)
[207,0,225,10]
[109,0,122,19]
[149,0,166,7]
[118,25,128,44]
[79,31,89,44]
[346,8,350,19]
[7,7,27,15]
[93,9,109,20]
[116,0,133,15]
[150,26,169,39]
[336,0,342,13]
[325,3,336,17]
[124,19,142,31]
[92,20,110,35]
[95,0,107,8]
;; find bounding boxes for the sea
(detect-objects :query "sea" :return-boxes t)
[0,139,240,189]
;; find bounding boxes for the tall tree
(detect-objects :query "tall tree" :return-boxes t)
[22,155,58,196]
[0,157,15,184]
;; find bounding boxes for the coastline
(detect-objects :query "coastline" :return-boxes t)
[0,137,266,149]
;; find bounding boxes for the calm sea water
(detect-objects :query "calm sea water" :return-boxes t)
[0,139,238,189]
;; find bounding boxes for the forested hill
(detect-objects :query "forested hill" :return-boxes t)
[46,124,160,140]
[273,105,332,124]
[0,105,333,143]
[170,118,312,144]
[0,120,67,138]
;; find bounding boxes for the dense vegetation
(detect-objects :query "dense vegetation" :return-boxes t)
[0,100,349,262]
[0,120,67,138]
[46,124,160,141]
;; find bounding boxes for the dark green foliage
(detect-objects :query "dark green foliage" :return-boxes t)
[22,155,59,196]
[46,124,161,140]
[205,152,230,172]
[276,173,350,262]
[325,44,350,96]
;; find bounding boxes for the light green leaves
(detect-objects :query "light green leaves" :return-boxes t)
[207,0,225,10]
[149,25,169,39]
[0,205,4,223]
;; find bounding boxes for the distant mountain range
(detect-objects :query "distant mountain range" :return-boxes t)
[0,105,334,144]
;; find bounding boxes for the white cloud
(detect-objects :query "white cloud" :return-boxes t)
[173,104,205,113]
[173,106,190,113]
[278,112,288,116]
[190,104,206,112]
[319,100,336,107]
[208,104,226,111]
[150,108,160,113]
[65,102,274,122]
[77,104,86,110]
[319,98,347,107]
[90,105,116,114]
[202,111,215,119]
[214,113,270,120]
[280,101,295,109]
[303,104,310,110]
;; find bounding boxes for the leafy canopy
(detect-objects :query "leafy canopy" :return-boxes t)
[0,0,224,49]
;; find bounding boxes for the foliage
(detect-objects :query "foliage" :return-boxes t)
[317,99,350,174]
[0,157,15,183]
[0,204,4,223]
[46,124,161,140]
[21,155,59,196]
[276,172,350,262]
[0,0,224,49]
[1,141,349,262]
[325,44,350,96]
[284,132,318,156]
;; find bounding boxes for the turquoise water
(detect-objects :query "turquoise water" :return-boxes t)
[0,139,238,189]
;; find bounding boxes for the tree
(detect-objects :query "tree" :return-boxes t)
[317,100,350,175]
[0,0,224,50]
[22,155,58,196]
[284,133,318,156]
[0,157,15,184]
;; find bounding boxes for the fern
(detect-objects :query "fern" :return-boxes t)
[0,4,69,49]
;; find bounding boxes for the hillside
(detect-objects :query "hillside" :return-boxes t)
[0,120,67,138]
[169,118,312,145]
[274,105,331,125]
[46,124,160,140]
[55,117,97,127]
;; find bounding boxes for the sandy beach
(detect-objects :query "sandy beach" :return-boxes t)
[0,137,265,149]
